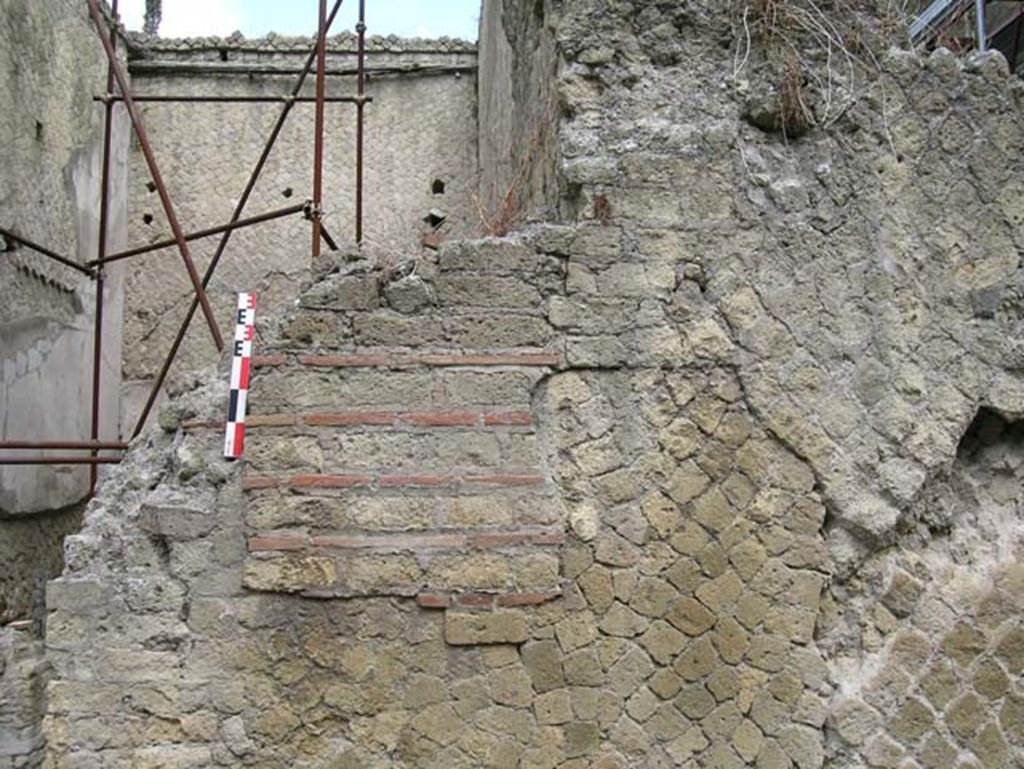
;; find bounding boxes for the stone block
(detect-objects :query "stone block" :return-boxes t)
[534,689,573,724]
[436,275,542,309]
[351,312,446,346]
[521,640,565,693]
[138,504,216,541]
[445,611,529,645]
[439,240,557,276]
[242,555,337,593]
[299,274,379,310]
[45,579,109,613]
[445,313,554,348]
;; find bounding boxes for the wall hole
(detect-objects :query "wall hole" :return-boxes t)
[146,181,157,193]
[431,179,446,195]
[143,213,154,225]
[423,209,447,229]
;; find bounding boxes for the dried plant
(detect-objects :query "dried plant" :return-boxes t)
[474,113,550,238]
[732,0,887,134]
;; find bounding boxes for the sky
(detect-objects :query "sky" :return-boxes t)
[118,0,481,40]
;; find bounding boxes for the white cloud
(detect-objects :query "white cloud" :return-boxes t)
[117,0,246,37]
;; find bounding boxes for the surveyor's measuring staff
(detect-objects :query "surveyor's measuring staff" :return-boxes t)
[224,293,257,459]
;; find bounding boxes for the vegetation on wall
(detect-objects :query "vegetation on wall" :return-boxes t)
[731,0,913,137]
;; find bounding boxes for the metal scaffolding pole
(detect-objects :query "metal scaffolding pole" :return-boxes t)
[976,0,988,51]
[312,0,328,260]
[89,203,309,267]
[86,0,224,352]
[130,0,348,439]
[90,0,119,491]
[98,94,367,104]
[356,0,367,244]
[4,0,366,473]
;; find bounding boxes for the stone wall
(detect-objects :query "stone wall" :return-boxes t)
[120,34,479,420]
[0,626,49,769]
[478,0,562,227]
[0,505,84,628]
[39,2,1024,769]
[1,5,128,765]
[545,1,1024,765]
[0,0,127,516]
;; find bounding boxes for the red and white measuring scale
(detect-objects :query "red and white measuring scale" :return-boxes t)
[224,292,257,459]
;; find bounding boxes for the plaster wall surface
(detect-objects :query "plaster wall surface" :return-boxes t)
[38,2,1024,769]
[0,0,127,608]
[120,36,479,410]
[478,0,561,226]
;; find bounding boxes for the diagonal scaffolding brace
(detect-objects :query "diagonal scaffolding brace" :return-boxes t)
[130,0,351,439]
[86,0,224,352]
[2,0,370,482]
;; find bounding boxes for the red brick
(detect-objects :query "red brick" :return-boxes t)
[465,474,546,487]
[289,474,373,489]
[530,531,566,546]
[248,535,307,551]
[418,352,561,367]
[496,591,562,607]
[293,351,561,369]
[299,354,393,367]
[483,411,534,426]
[467,530,564,548]
[421,231,444,250]
[310,535,370,548]
[191,410,532,431]
[469,532,534,548]
[417,593,451,609]
[181,419,223,431]
[402,411,479,427]
[182,413,298,431]
[253,355,288,367]
[312,533,465,549]
[304,411,396,426]
[241,476,281,490]
[454,593,495,608]
[379,474,455,488]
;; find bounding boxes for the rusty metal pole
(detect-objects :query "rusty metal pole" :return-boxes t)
[130,0,347,439]
[90,0,118,492]
[355,0,366,245]
[0,228,93,276]
[86,0,224,352]
[312,0,328,259]
[0,441,128,450]
[0,457,123,466]
[99,94,366,104]
[90,202,308,267]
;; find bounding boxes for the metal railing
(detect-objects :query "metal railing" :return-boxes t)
[0,0,368,492]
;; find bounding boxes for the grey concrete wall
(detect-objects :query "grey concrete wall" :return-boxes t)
[0,0,128,518]
[120,35,479,416]
[477,0,561,229]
